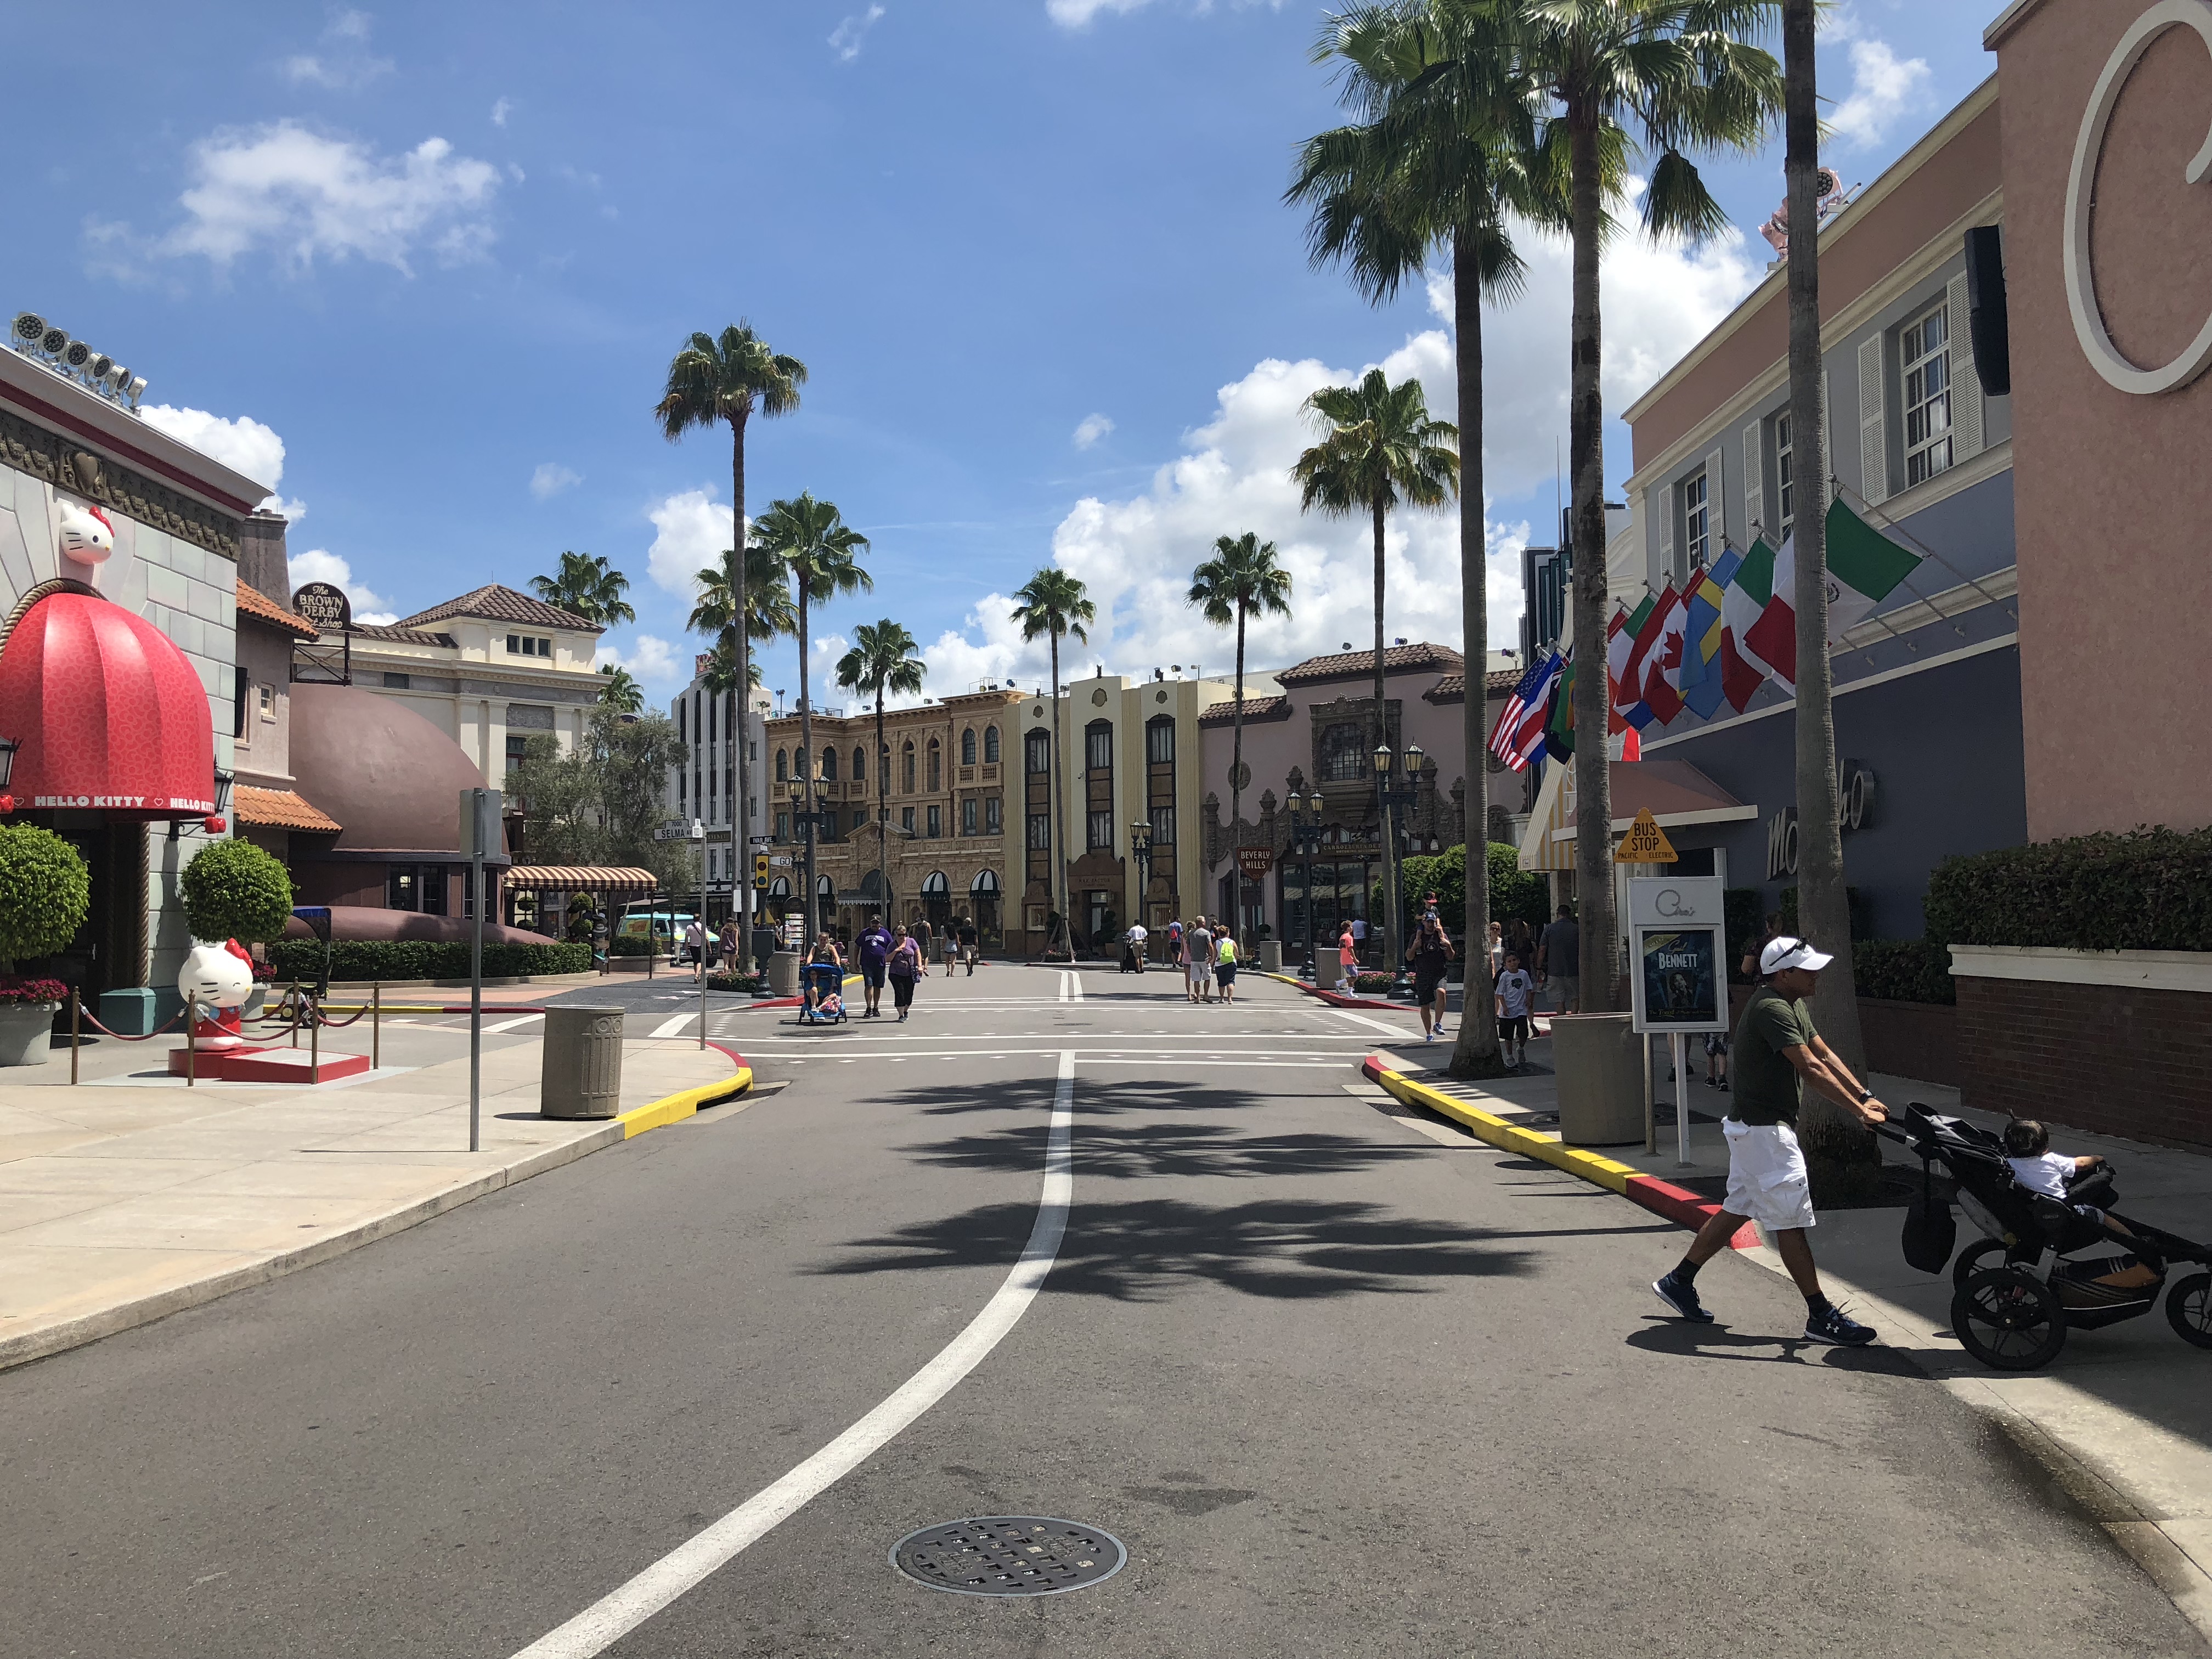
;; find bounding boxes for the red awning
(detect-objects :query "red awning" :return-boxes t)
[0,590,217,816]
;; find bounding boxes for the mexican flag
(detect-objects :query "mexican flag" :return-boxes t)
[1728,503,1924,687]
[1728,536,1794,686]
[1824,495,1923,639]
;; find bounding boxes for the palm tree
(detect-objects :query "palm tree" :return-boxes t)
[656,322,807,939]
[753,493,872,950]
[1290,0,1594,1076]
[1010,569,1095,957]
[596,664,645,714]
[690,543,797,777]
[836,620,927,931]
[1291,367,1459,980]
[1495,0,1781,1011]
[1187,533,1293,945]
[530,551,636,628]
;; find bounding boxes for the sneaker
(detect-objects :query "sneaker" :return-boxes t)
[1804,1303,1876,1347]
[1652,1272,1714,1324]
[1718,1080,1730,1092]
[1423,1031,1436,1043]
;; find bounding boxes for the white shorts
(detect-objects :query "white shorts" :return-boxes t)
[1721,1119,1816,1232]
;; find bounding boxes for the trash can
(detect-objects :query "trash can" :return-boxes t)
[1553,1013,1643,1145]
[768,950,802,998]
[541,1006,624,1119]
[1257,940,1283,974]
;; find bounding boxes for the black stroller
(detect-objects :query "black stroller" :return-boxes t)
[1881,1104,2212,1370]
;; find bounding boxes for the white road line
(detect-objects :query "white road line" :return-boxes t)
[1331,1008,1407,1037]
[509,1049,1077,1659]
[483,1014,544,1035]
[650,1013,696,1039]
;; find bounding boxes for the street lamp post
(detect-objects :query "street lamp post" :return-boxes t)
[1372,743,1424,993]
[692,817,707,1047]
[787,772,836,951]
[1128,819,1153,967]
[1287,791,1327,980]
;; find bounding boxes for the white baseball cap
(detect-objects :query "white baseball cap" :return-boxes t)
[1760,935,1834,975]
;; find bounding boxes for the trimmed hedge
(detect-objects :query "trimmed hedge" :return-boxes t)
[1925,826,2212,953]
[267,940,591,981]
[1852,939,1954,1005]
[180,839,294,943]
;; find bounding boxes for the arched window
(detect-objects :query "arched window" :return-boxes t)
[853,745,866,781]
[961,728,977,766]
[820,746,838,781]
[983,725,1001,764]
[1025,730,1050,773]
[795,746,810,782]
[970,869,1000,894]
[927,738,942,792]
[775,748,789,782]
[902,741,916,793]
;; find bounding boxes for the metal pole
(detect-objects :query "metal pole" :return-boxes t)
[698,829,708,1048]
[70,989,80,1086]
[1673,1031,1691,1167]
[372,982,381,1070]
[1644,1034,1656,1155]
[310,990,320,1085]
[290,980,301,1047]
[470,849,483,1154]
[185,997,196,1087]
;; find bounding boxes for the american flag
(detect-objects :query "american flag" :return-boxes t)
[1491,650,1563,771]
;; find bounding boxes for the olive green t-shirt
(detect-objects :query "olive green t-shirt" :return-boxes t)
[1730,985,1819,1127]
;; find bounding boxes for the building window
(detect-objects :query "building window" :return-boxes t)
[1151,804,1175,844]
[1319,722,1367,782]
[1085,725,1112,770]
[985,796,1001,834]
[902,805,917,833]
[259,684,277,720]
[1682,468,1709,568]
[903,741,917,793]
[853,745,865,781]
[851,807,868,836]
[1775,410,1795,537]
[505,634,552,657]
[382,672,409,690]
[1087,809,1112,850]
[983,725,1001,764]
[387,865,419,911]
[963,798,978,835]
[1028,812,1051,850]
[795,746,809,782]
[505,733,529,773]
[820,746,837,782]
[927,738,941,792]
[961,728,977,766]
[775,811,791,843]
[927,804,943,838]
[1025,730,1049,774]
[776,748,788,782]
[1146,719,1173,764]
[1903,302,1954,488]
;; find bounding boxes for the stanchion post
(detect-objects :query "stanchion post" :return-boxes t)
[309,990,320,1085]
[1673,1030,1691,1167]
[70,989,80,1086]
[185,997,197,1087]
[371,982,381,1070]
[290,981,301,1048]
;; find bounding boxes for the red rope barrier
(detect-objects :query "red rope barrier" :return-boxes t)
[77,1009,187,1041]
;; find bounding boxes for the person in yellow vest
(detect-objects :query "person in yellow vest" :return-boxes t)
[1214,928,1240,1003]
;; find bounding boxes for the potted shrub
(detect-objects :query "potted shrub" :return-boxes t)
[180,838,294,1014]
[0,825,91,1065]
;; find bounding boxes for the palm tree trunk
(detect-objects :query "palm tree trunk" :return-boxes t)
[1048,633,1068,957]
[876,685,889,929]
[798,576,816,953]
[1566,105,1618,1014]
[1231,602,1245,947]
[729,413,752,951]
[1372,494,1397,981]
[1784,0,1870,1114]
[1448,224,1504,1078]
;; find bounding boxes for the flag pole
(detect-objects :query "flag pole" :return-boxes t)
[1832,479,2017,619]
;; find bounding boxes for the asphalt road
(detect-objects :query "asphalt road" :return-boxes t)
[3,969,2202,1658]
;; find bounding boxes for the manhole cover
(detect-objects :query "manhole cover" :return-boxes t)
[890,1516,1127,1597]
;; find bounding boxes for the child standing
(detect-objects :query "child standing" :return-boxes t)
[1494,951,1536,1070]
[1705,1031,1730,1092]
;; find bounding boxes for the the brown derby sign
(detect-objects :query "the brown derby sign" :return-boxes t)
[290,580,352,630]
[2066,0,2212,393]
[1236,847,1274,877]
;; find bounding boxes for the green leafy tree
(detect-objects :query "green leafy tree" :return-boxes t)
[1011,568,1096,954]
[1291,366,1458,980]
[585,706,694,891]
[179,838,295,944]
[529,552,636,628]
[656,323,808,934]
[0,825,90,972]
[836,620,926,926]
[505,731,603,865]
[753,493,872,949]
[1187,533,1292,943]
[597,665,645,714]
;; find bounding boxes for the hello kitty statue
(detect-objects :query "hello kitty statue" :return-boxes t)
[178,940,256,1050]
[56,501,114,588]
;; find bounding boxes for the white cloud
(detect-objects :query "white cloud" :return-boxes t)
[287,548,396,626]
[596,634,682,684]
[263,496,309,523]
[530,462,582,501]
[491,97,512,127]
[154,122,501,275]
[139,403,289,500]
[644,488,744,599]
[1071,413,1115,449]
[1824,12,1932,149]
[280,9,393,88]
[829,4,885,60]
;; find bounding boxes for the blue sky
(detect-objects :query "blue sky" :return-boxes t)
[11,1,1997,707]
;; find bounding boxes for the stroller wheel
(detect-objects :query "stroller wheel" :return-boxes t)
[1951,1267,2068,1372]
[2166,1272,2212,1350]
[1950,1237,2009,1289]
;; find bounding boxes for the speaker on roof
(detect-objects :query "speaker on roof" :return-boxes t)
[1964,224,2011,397]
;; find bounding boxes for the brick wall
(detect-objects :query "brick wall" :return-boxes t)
[1955,977,2212,1150]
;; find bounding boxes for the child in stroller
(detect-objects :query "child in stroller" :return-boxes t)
[2000,1119,2159,1296]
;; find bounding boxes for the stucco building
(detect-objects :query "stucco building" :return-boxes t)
[665,657,771,925]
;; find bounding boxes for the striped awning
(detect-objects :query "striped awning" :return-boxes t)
[500,865,658,894]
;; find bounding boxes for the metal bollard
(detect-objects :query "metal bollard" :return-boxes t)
[309,991,320,1085]
[371,983,381,1070]
[185,998,197,1087]
[69,989,79,1086]
[290,981,302,1048]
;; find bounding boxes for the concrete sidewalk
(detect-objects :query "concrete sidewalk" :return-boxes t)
[1370,1033,2212,1636]
[0,1034,749,1373]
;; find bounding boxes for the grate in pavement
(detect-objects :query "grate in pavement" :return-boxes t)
[890,1517,1127,1597]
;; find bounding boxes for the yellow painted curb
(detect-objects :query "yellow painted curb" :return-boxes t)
[617,1065,755,1139]
[1368,1060,1638,1195]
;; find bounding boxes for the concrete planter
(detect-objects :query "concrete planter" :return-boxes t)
[1257,941,1283,974]
[0,1001,57,1067]
[767,951,802,998]
[1552,1013,1642,1146]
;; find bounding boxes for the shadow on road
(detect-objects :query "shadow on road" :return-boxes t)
[907,1121,1427,1182]
[1626,1318,1921,1375]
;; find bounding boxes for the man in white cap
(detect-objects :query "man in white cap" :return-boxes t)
[1651,935,1889,1346]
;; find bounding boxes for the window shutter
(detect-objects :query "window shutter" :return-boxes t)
[1741,417,1764,538]
[1703,447,1725,552]
[1946,271,1984,461]
[1857,336,1887,505]
[1655,483,1673,575]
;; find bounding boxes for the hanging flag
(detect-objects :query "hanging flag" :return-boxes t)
[1738,534,1798,686]
[1500,650,1562,771]
[1489,652,1554,760]
[1718,623,1765,712]
[1680,550,1740,720]
[1620,582,1678,707]
[1607,724,1643,761]
[1824,495,1924,640]
[1609,595,1656,731]
[1640,590,1688,724]
[1543,655,1576,763]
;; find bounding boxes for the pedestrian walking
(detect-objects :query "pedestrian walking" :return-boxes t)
[1121,921,1148,974]
[855,912,893,1018]
[939,924,958,974]
[1536,905,1580,1015]
[1651,936,1889,1346]
[684,918,708,984]
[591,914,611,975]
[1187,917,1215,1004]
[1214,928,1239,1003]
[1705,1030,1731,1092]
[1494,951,1536,1070]
[1348,914,1367,967]
[1485,921,1504,986]
[1508,918,1536,969]
[1740,910,1785,981]
[914,916,933,974]
[1406,913,1454,1042]
[1335,921,1356,993]
[718,917,740,977]
[958,915,979,975]
[887,924,922,1022]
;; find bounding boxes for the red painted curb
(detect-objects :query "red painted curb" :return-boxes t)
[1624,1175,1760,1250]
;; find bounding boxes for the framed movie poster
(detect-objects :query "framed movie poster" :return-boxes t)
[1627,876,1729,1035]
